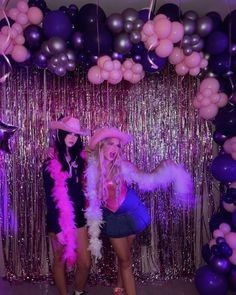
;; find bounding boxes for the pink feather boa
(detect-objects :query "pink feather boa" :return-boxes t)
[46,158,77,267]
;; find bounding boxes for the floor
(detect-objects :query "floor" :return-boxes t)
[0,278,201,295]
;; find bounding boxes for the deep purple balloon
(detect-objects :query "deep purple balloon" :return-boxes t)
[229,267,236,291]
[218,77,234,96]
[205,31,228,55]
[132,42,145,55]
[43,10,72,40]
[209,52,230,76]
[230,44,236,56]
[72,31,84,50]
[157,3,181,21]
[183,10,198,21]
[33,50,48,69]
[202,244,212,264]
[210,256,231,274]
[84,26,112,55]
[223,10,236,42]
[206,12,222,31]
[213,130,228,145]
[197,16,213,37]
[59,5,67,14]
[140,50,167,73]
[132,54,142,63]
[218,242,233,257]
[110,51,124,62]
[195,265,228,295]
[28,0,47,11]
[78,4,106,32]
[24,25,44,50]
[211,154,236,183]
[209,211,232,232]
[138,9,154,22]
[214,104,236,137]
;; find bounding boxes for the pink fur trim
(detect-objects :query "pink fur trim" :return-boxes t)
[47,159,77,267]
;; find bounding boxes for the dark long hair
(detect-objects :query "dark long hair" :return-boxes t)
[55,129,85,175]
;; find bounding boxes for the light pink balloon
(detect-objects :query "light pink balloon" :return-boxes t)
[168,47,184,65]
[229,249,236,265]
[17,1,29,13]
[109,70,122,81]
[223,140,232,153]
[142,21,155,36]
[27,7,43,25]
[200,58,208,69]
[184,52,201,68]
[217,93,228,107]
[154,19,172,39]
[97,55,110,68]
[232,152,236,160]
[225,232,236,249]
[14,34,25,45]
[193,98,202,109]
[130,73,142,84]
[230,182,236,189]
[0,33,12,53]
[232,142,236,151]
[146,35,158,50]
[123,60,133,69]
[219,223,231,234]
[200,77,220,93]
[11,44,28,62]
[103,60,114,71]
[10,28,18,39]
[155,39,173,58]
[101,70,109,80]
[154,14,167,21]
[223,201,236,213]
[1,26,10,36]
[196,93,204,101]
[132,63,143,74]
[213,229,224,239]
[210,93,220,103]
[113,60,121,70]
[199,104,218,120]
[8,8,19,20]
[141,31,148,42]
[168,22,184,43]
[189,66,200,76]
[16,13,28,26]
[123,69,133,81]
[12,23,23,34]
[201,97,211,107]
[175,62,188,76]
[202,88,213,97]
[209,239,216,248]
[87,66,104,84]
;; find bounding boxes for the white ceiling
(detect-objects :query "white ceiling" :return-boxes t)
[4,0,236,18]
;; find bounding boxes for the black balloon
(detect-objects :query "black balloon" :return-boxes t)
[78,4,106,32]
[214,104,236,137]
[0,120,18,154]
[207,11,222,31]
[157,3,181,21]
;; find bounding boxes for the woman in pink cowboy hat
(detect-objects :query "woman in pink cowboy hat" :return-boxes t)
[43,116,90,295]
[85,127,193,295]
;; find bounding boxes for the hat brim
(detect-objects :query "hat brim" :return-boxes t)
[49,121,90,136]
[89,128,132,150]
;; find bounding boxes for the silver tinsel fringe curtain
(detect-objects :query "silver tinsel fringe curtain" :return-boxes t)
[0,66,218,283]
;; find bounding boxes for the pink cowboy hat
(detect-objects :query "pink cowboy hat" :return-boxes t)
[89,127,132,150]
[49,116,90,136]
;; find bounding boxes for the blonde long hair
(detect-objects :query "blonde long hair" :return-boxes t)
[93,138,123,204]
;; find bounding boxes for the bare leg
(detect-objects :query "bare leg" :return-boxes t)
[50,233,67,295]
[110,236,136,295]
[74,227,91,292]
[116,235,135,289]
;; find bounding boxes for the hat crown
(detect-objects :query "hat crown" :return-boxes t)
[61,116,81,131]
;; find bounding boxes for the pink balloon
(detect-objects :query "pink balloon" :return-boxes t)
[184,52,201,68]
[223,201,236,213]
[27,7,43,25]
[97,55,110,68]
[223,140,232,153]
[230,182,236,189]
[142,21,155,36]
[10,28,18,39]
[209,239,216,248]
[17,1,29,13]
[146,35,158,50]
[123,69,133,81]
[232,152,236,160]
[210,93,220,103]
[225,232,236,249]
[232,142,236,151]
[219,223,231,234]
[113,60,121,70]
[193,98,201,109]
[200,97,211,107]
[155,39,173,58]
[199,104,218,120]
[189,67,200,76]
[130,73,142,84]
[11,44,28,62]
[213,229,224,239]
[1,26,10,36]
[175,62,188,76]
[16,13,28,26]
[229,249,236,265]
[200,78,220,93]
[12,23,23,34]
[141,31,148,42]
[109,70,122,81]
[217,93,228,107]
[101,70,109,80]
[0,33,12,53]
[168,22,184,43]
[87,66,104,84]
[8,8,19,20]
[196,93,204,101]
[103,60,114,71]
[123,60,133,69]
[153,14,167,21]
[200,58,208,69]
[202,88,213,97]
[132,63,143,74]
[168,47,184,65]
[154,19,172,39]
[14,34,25,45]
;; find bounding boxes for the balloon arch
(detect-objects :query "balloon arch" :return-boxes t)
[1,1,236,294]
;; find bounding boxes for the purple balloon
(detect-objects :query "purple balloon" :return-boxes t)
[210,256,231,273]
[195,265,228,295]
[209,52,230,76]
[214,104,236,137]
[206,31,228,55]
[24,25,44,50]
[213,130,228,145]
[33,50,48,69]
[132,54,141,63]
[72,31,84,50]
[132,42,145,54]
[206,12,222,31]
[114,32,132,54]
[43,10,72,40]
[229,267,236,290]
[78,4,106,32]
[138,8,154,22]
[211,154,236,183]
[157,3,181,21]
[223,10,236,42]
[110,51,124,62]
[140,50,167,73]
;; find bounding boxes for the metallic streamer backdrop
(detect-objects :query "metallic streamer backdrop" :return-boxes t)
[0,66,218,282]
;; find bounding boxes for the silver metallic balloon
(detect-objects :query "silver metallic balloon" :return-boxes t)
[107,13,123,34]
[133,19,144,31]
[48,37,66,55]
[57,53,69,66]
[192,39,204,52]
[130,30,141,44]
[55,66,67,77]
[114,32,132,54]
[183,10,199,21]
[197,16,213,37]
[41,41,52,57]
[183,19,196,35]
[124,21,134,33]
[191,34,200,45]
[65,49,76,62]
[182,35,191,46]
[66,61,76,71]
[122,8,138,23]
[183,46,193,56]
